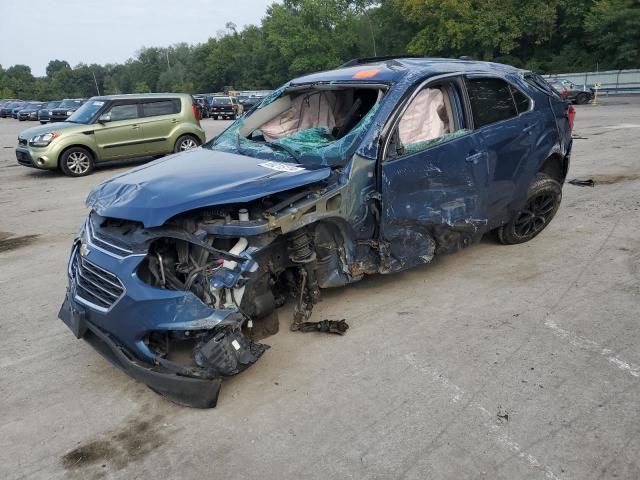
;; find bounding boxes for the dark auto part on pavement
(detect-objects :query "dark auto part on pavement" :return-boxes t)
[568,178,595,187]
[294,319,349,335]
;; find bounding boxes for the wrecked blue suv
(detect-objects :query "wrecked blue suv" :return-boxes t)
[59,57,574,408]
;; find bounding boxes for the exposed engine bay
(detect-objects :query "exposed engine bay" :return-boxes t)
[85,181,358,404]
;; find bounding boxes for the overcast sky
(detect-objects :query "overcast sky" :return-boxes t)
[1,0,277,76]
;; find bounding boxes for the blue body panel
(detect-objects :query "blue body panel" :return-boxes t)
[87,148,331,227]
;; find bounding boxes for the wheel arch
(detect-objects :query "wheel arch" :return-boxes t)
[57,143,97,168]
[538,153,568,184]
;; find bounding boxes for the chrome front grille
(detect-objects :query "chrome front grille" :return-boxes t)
[87,219,134,258]
[71,249,124,311]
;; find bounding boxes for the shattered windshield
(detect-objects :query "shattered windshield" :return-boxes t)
[206,85,384,168]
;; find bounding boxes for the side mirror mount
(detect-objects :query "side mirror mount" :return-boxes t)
[98,114,111,123]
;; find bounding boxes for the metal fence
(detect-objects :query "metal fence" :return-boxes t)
[543,69,640,94]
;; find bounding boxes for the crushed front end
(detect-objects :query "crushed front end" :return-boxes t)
[59,176,359,407]
[58,210,282,408]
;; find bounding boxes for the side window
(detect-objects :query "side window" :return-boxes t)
[387,83,469,159]
[510,85,531,114]
[107,103,139,121]
[142,100,179,117]
[466,78,517,128]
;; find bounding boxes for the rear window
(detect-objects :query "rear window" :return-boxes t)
[524,73,562,99]
[466,78,518,128]
[212,97,231,105]
[142,99,180,117]
[510,85,531,114]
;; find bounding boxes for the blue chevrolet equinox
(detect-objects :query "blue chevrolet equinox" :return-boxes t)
[59,57,574,407]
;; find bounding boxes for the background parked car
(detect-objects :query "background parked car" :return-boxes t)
[12,103,33,119]
[548,79,594,104]
[16,93,206,176]
[237,94,264,112]
[0,101,24,118]
[18,102,45,121]
[209,95,242,119]
[49,98,85,122]
[38,101,61,124]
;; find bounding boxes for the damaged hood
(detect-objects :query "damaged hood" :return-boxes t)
[86,148,331,227]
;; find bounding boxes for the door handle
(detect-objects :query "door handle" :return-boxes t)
[522,124,535,134]
[171,118,178,123]
[465,151,487,164]
[131,124,140,130]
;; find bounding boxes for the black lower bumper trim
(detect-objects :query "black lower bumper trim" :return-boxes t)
[59,293,223,408]
[84,323,222,408]
[15,148,35,168]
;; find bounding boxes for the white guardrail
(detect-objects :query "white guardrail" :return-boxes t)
[544,69,640,95]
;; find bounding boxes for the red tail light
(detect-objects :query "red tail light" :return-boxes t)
[567,105,576,130]
[192,102,201,122]
[562,88,568,99]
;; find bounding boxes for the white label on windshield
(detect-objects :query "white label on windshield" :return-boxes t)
[92,101,105,106]
[258,161,305,173]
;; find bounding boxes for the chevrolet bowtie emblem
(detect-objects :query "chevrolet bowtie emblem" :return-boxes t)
[79,243,90,257]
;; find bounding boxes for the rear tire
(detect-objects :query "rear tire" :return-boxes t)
[497,173,562,245]
[59,147,94,177]
[174,135,200,153]
[575,93,590,105]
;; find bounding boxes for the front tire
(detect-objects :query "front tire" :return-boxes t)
[174,135,200,153]
[59,147,94,177]
[497,173,562,245]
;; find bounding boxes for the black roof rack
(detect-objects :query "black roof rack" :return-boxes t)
[339,55,424,68]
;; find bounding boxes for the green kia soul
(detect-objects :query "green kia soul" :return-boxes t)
[16,93,206,176]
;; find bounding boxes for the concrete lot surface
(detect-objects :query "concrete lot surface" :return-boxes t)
[1,99,640,480]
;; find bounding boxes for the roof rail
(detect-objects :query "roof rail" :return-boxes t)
[339,55,424,68]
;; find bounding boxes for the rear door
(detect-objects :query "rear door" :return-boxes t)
[138,98,181,155]
[464,76,542,223]
[94,101,145,160]
[379,75,490,273]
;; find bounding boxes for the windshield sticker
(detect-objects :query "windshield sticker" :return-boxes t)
[258,161,306,173]
[92,101,105,106]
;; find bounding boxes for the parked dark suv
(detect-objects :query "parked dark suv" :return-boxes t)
[49,98,84,122]
[59,57,574,408]
[38,101,61,124]
[209,96,242,119]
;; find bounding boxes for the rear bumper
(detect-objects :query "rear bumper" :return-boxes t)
[58,292,223,408]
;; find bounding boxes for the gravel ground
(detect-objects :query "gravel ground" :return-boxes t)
[1,99,639,480]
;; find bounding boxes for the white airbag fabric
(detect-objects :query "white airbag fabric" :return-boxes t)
[398,88,450,145]
[260,91,346,141]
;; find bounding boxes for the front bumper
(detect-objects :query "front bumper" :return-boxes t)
[15,146,55,169]
[50,112,69,122]
[58,292,222,408]
[57,226,254,407]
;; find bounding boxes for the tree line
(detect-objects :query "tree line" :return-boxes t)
[1,0,638,101]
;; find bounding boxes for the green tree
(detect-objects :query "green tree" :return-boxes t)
[585,0,640,69]
[133,81,151,93]
[46,60,71,78]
